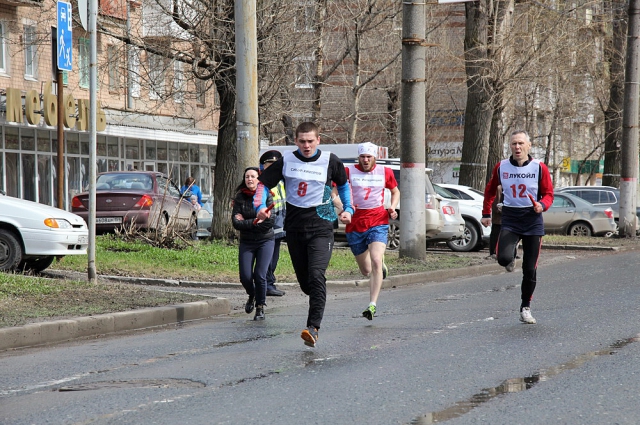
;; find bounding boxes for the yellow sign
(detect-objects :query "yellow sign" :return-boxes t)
[561,157,571,172]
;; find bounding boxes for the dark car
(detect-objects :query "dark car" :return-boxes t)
[71,171,196,234]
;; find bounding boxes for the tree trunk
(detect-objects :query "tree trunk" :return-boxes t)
[460,0,492,190]
[486,87,505,184]
[603,0,626,188]
[210,79,238,240]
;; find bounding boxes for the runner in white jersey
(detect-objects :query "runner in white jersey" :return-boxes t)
[345,142,399,320]
[481,130,554,324]
[256,122,354,347]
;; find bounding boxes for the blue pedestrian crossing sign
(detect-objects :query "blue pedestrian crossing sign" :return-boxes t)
[57,1,73,71]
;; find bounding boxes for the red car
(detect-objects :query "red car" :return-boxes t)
[71,171,197,234]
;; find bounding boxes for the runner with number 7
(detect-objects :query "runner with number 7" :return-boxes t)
[480,130,554,325]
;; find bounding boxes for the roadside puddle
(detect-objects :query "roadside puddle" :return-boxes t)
[409,333,640,424]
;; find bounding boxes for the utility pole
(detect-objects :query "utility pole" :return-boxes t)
[235,0,259,178]
[87,0,98,282]
[399,1,427,260]
[620,0,640,238]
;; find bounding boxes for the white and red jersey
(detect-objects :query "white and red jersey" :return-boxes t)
[345,164,398,233]
[282,150,329,208]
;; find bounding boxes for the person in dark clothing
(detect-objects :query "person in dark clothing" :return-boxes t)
[259,150,286,297]
[232,167,275,321]
[482,130,554,325]
[255,122,354,347]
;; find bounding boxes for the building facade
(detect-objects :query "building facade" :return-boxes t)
[0,0,218,209]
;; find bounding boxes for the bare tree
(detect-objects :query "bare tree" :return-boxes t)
[603,0,627,188]
[459,0,492,190]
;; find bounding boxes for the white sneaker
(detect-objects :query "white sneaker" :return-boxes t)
[520,307,536,324]
[505,258,516,272]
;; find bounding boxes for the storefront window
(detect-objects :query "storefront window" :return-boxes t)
[190,144,199,163]
[199,145,208,163]
[22,153,36,201]
[21,129,35,151]
[67,157,81,199]
[108,159,119,171]
[97,158,107,173]
[81,157,90,190]
[0,154,4,192]
[80,134,89,155]
[5,152,18,197]
[38,155,52,206]
[157,141,167,160]
[108,137,119,157]
[145,141,156,160]
[126,139,140,159]
[157,162,168,176]
[168,142,179,161]
[5,127,18,150]
[180,144,189,161]
[37,131,51,152]
[97,136,107,156]
[67,133,79,154]
[180,164,189,185]
[198,165,210,195]
[190,165,199,186]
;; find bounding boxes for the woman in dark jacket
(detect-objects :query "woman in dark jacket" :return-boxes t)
[232,167,275,320]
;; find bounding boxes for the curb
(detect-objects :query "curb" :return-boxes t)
[0,298,230,352]
[2,244,629,352]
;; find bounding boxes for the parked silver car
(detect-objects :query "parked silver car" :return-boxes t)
[543,192,616,236]
[556,185,640,234]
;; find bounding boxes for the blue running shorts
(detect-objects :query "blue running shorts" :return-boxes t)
[346,225,389,256]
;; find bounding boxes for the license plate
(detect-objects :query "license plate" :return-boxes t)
[96,217,123,224]
[78,235,88,244]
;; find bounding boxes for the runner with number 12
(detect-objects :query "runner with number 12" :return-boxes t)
[481,130,554,325]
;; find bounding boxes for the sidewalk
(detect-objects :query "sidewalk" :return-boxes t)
[0,244,620,352]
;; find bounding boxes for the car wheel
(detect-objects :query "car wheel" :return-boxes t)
[569,222,592,237]
[387,219,400,250]
[0,229,23,271]
[19,256,55,273]
[446,219,479,252]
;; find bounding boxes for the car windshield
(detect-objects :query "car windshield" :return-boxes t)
[433,184,459,199]
[95,174,153,190]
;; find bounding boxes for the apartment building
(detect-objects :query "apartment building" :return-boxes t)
[0,0,218,209]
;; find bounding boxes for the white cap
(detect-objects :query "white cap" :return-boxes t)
[358,142,378,158]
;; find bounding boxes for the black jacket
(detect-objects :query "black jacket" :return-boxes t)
[231,190,275,242]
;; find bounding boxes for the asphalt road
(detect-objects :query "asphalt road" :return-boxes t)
[1,250,639,425]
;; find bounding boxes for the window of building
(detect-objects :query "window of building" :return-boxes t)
[130,48,140,97]
[148,53,166,100]
[24,25,37,79]
[173,60,183,103]
[107,45,121,92]
[79,37,90,88]
[295,2,315,32]
[294,57,314,89]
[0,22,7,74]
[195,78,206,106]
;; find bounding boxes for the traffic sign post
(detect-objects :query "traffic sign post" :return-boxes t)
[57,1,73,71]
